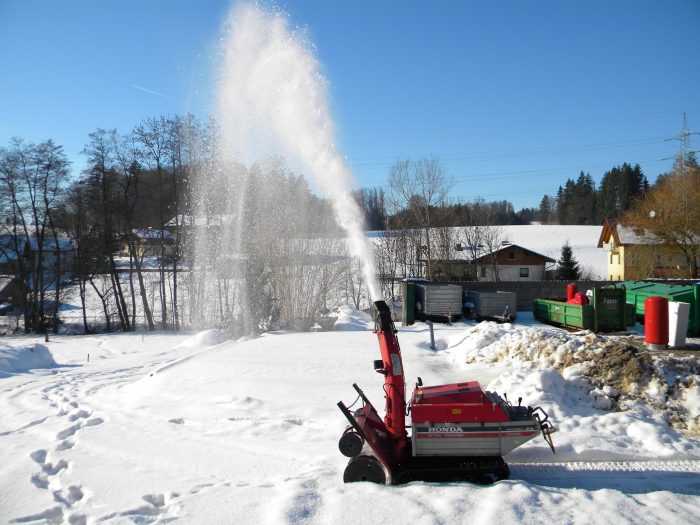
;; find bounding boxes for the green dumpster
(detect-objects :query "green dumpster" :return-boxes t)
[614,281,699,336]
[533,287,628,332]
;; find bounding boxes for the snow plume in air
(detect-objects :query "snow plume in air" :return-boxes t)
[216,3,379,301]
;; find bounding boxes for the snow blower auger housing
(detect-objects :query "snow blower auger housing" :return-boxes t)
[337,300,556,484]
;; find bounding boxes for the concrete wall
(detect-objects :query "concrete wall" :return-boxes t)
[456,280,608,311]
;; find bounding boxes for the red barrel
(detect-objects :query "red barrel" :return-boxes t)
[566,283,578,301]
[644,296,669,350]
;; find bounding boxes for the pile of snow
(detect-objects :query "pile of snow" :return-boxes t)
[0,344,56,375]
[442,321,700,458]
[173,329,228,349]
[333,304,373,331]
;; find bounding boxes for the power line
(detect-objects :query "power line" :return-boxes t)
[352,157,668,185]
[348,136,671,170]
[345,109,700,136]
[453,188,557,200]
[449,158,668,184]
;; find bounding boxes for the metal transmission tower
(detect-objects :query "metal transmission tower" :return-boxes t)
[667,112,698,172]
[663,113,699,229]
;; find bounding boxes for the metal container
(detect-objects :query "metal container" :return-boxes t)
[615,281,699,336]
[533,298,594,330]
[465,291,517,322]
[644,296,669,350]
[414,284,462,321]
[533,287,627,332]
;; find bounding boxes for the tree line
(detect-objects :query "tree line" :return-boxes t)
[540,163,649,225]
[1,115,351,335]
[355,155,697,289]
[354,162,651,229]
[2,117,696,334]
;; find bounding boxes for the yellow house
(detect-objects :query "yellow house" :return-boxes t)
[597,218,691,281]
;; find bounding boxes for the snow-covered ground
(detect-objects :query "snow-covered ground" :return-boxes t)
[1,311,699,524]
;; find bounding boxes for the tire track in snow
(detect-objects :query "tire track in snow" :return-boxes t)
[510,459,700,472]
[509,459,700,494]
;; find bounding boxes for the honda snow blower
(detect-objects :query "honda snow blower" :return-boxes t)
[337,300,556,484]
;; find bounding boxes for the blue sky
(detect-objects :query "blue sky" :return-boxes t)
[1,0,698,210]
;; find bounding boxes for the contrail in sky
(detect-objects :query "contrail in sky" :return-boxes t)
[129,84,178,101]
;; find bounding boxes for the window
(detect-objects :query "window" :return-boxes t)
[610,253,613,264]
[508,251,515,260]
[480,266,487,278]
[519,268,529,278]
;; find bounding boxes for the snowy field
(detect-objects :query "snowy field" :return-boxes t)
[1,309,699,524]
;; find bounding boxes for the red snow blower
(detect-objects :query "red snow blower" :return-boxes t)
[337,300,556,484]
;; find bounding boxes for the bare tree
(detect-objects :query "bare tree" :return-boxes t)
[164,115,201,330]
[112,132,155,330]
[0,139,70,333]
[82,129,132,331]
[481,224,506,282]
[134,117,171,328]
[62,180,96,333]
[387,157,452,279]
[374,231,400,299]
[458,199,505,281]
[625,158,700,277]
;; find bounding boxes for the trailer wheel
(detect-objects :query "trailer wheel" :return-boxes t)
[343,455,388,484]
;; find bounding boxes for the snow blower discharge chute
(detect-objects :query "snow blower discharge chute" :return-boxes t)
[337,300,556,484]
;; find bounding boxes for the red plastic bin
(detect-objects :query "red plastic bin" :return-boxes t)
[644,296,668,350]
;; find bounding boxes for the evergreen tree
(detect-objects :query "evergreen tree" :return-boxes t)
[573,172,596,224]
[515,207,537,224]
[596,163,648,222]
[538,195,553,224]
[557,241,581,280]
[556,182,571,223]
[353,187,387,230]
